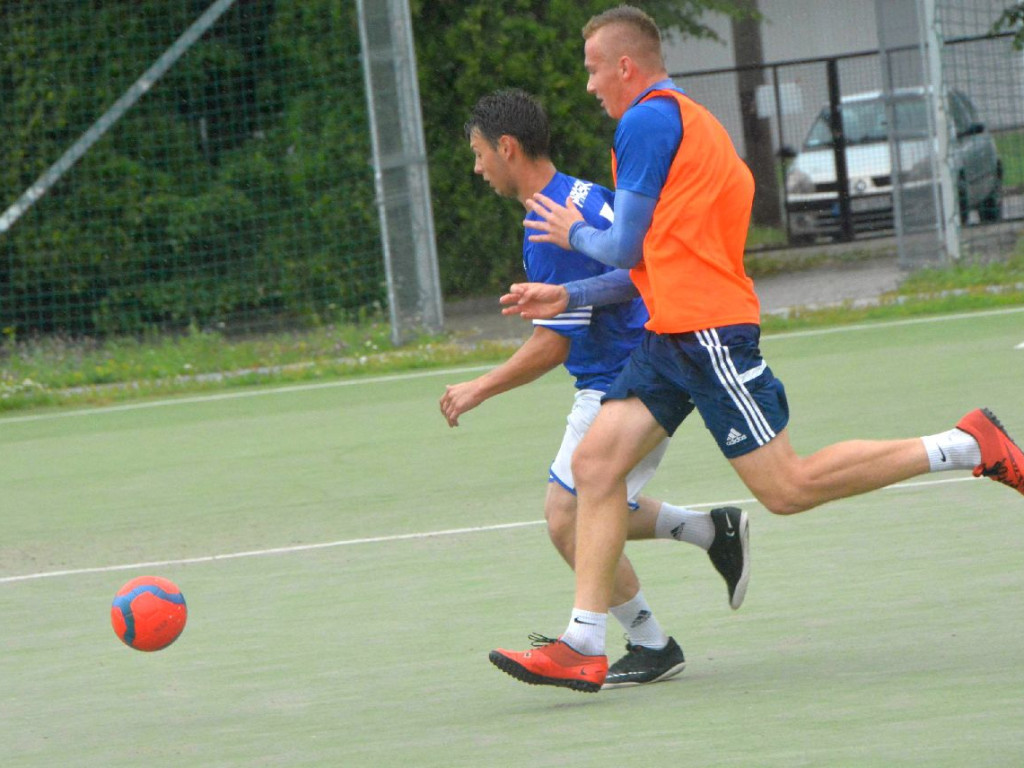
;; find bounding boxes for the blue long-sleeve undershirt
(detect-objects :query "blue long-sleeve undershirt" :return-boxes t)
[563,187,656,309]
[564,269,638,310]
[567,187,657,269]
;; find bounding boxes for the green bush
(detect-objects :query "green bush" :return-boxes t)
[0,0,728,338]
[0,0,380,338]
[415,0,732,297]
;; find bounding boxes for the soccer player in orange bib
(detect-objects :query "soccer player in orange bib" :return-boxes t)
[489,4,1024,693]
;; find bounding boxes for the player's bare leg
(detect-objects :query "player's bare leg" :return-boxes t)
[570,398,669,617]
[730,429,930,515]
[544,482,641,605]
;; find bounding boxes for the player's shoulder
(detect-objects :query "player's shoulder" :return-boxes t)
[546,170,610,201]
[622,92,683,133]
[548,171,613,228]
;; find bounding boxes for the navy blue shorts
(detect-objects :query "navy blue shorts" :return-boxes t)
[603,324,789,458]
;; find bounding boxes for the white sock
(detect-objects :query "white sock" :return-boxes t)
[654,502,715,550]
[921,428,981,472]
[561,608,607,656]
[609,590,669,650]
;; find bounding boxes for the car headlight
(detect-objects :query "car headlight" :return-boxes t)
[786,169,815,194]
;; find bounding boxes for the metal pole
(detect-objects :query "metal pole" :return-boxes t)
[771,64,791,238]
[356,0,443,345]
[875,0,908,267]
[827,59,854,241]
[920,0,961,262]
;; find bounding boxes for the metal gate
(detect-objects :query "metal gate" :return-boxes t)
[671,2,1023,265]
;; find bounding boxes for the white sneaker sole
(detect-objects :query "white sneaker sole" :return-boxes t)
[730,510,751,610]
[601,661,686,690]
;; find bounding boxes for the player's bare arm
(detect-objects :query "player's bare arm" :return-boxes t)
[523,193,583,250]
[500,282,570,320]
[439,325,569,427]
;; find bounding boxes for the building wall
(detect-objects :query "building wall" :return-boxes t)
[663,0,1022,153]
[664,0,881,75]
[664,0,1012,75]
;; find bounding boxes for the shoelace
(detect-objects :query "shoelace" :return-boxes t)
[527,632,559,648]
[978,459,1024,490]
[976,460,1005,479]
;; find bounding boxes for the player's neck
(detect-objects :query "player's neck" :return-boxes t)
[516,161,558,207]
[625,72,671,104]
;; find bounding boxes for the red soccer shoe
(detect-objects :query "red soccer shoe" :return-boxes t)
[956,408,1024,495]
[489,634,607,693]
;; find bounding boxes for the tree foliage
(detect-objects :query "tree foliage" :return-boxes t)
[0,0,739,337]
[993,2,1024,49]
[413,0,741,295]
[0,0,379,336]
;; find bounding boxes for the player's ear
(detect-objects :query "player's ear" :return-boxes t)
[619,55,633,79]
[498,134,516,160]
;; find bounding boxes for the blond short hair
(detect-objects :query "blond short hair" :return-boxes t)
[582,5,664,69]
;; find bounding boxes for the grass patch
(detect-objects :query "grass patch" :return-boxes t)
[3,241,1024,415]
[899,246,1024,292]
[0,322,519,413]
[762,287,1024,333]
[762,245,1024,332]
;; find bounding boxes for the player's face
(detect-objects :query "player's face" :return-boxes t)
[584,28,627,119]
[469,129,516,199]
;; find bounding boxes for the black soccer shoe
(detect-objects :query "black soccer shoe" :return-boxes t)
[602,637,686,689]
[708,506,750,610]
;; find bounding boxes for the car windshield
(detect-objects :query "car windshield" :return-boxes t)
[803,96,930,148]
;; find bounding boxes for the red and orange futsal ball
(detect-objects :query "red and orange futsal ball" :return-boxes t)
[111,575,187,651]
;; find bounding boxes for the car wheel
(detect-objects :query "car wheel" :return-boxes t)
[978,166,1004,222]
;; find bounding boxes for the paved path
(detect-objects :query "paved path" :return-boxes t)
[753,257,905,314]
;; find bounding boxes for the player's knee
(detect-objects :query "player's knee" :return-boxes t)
[756,485,815,516]
[545,503,574,542]
[544,493,577,562]
[570,447,618,491]
[761,497,807,515]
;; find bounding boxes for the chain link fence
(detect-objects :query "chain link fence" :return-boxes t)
[673,1,1024,263]
[0,0,384,340]
[4,1,1022,345]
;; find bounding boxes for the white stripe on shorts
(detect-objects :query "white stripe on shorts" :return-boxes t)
[696,328,776,446]
[535,307,593,328]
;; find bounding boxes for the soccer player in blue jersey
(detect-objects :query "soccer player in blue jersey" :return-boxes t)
[439,88,749,688]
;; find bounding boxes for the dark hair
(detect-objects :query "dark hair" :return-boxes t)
[464,88,550,160]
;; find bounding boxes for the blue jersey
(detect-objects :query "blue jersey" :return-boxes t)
[613,79,685,199]
[523,172,649,391]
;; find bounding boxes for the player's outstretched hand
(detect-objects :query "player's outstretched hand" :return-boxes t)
[523,193,582,250]
[439,380,484,427]
[499,282,569,320]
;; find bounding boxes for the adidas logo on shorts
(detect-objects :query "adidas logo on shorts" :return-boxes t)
[725,428,748,447]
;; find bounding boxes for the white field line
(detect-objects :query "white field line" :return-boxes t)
[3,305,1023,426]
[0,365,495,425]
[761,305,1024,341]
[0,476,979,586]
